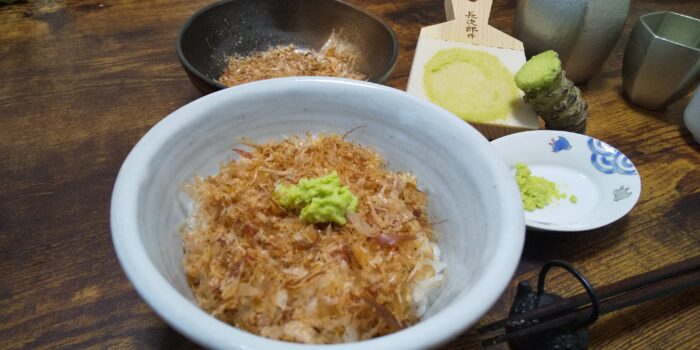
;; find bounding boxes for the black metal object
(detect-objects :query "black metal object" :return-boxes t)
[507,260,599,350]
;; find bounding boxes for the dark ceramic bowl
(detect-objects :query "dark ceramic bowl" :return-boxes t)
[176,0,399,94]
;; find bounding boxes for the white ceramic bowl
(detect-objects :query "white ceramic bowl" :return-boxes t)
[110,77,524,350]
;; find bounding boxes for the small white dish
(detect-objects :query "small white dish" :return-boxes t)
[491,130,641,232]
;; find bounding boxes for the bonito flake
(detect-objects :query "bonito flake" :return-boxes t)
[182,134,445,344]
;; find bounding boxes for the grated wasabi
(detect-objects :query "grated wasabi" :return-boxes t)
[423,48,519,122]
[274,171,358,225]
[514,163,573,211]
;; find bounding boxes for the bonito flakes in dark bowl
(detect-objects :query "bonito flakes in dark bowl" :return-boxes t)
[176,0,398,94]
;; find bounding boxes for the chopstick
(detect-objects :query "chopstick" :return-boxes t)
[478,255,700,346]
[479,255,700,334]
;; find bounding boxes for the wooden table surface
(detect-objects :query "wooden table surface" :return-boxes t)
[2,0,699,349]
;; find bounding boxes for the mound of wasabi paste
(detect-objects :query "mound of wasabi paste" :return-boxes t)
[514,163,576,211]
[274,171,358,225]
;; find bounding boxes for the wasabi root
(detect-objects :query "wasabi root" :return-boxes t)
[515,50,588,133]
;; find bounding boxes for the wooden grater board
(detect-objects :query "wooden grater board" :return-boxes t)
[405,0,540,140]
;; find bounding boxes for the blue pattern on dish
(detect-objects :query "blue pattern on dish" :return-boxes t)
[549,136,572,152]
[587,138,637,175]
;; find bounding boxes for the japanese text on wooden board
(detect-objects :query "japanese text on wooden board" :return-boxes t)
[465,11,478,38]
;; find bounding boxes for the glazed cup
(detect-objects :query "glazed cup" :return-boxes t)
[514,0,630,84]
[622,12,700,110]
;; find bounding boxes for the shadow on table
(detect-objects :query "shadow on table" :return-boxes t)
[589,286,700,347]
[521,215,630,265]
[615,86,692,123]
[158,327,203,350]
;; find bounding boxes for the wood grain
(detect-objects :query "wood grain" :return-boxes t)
[1,0,699,349]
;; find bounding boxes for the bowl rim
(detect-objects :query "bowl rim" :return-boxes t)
[111,77,524,350]
[175,0,400,90]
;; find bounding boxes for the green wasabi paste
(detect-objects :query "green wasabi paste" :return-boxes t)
[514,163,572,211]
[274,171,358,225]
[423,48,519,122]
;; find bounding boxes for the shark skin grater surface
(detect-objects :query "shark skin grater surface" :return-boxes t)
[406,0,540,140]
